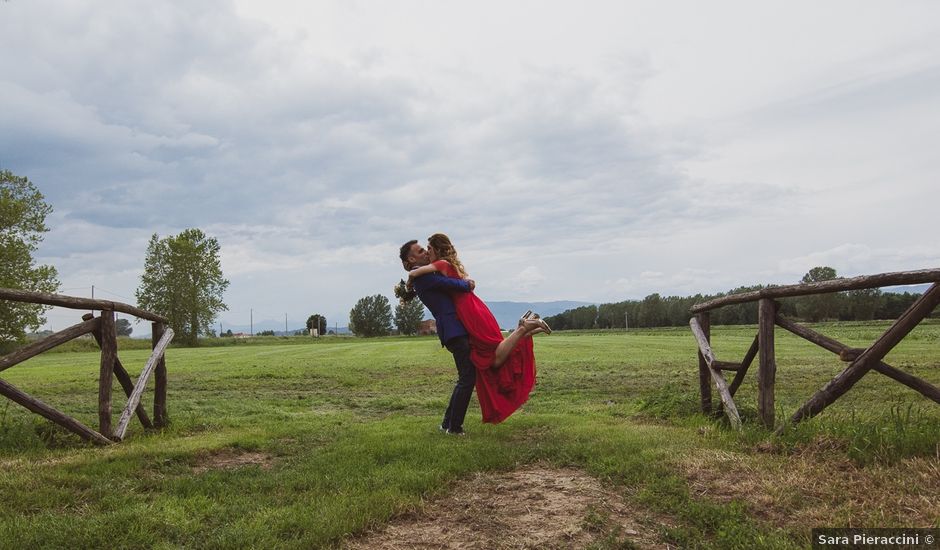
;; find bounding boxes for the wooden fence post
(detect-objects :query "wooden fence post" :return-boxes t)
[757,299,777,429]
[152,322,168,427]
[697,312,712,414]
[98,310,117,438]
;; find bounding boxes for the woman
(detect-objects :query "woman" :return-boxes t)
[406,233,550,423]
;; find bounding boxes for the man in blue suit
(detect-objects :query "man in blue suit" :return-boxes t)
[400,239,476,435]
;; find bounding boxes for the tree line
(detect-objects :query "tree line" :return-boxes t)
[543,267,931,331]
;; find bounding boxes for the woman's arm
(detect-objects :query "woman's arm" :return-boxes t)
[407,263,440,281]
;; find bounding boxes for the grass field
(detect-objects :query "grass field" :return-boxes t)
[1,322,938,548]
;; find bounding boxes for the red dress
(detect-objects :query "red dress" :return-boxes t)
[433,260,536,423]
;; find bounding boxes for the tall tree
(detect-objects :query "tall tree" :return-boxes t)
[348,295,392,337]
[0,170,59,352]
[395,299,425,335]
[798,266,840,321]
[115,318,133,337]
[135,229,229,346]
[306,313,327,335]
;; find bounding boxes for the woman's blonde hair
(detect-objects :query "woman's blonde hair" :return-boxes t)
[428,233,469,279]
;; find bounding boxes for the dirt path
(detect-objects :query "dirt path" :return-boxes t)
[345,464,668,549]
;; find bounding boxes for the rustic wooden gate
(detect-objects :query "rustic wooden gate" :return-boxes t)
[0,288,174,444]
[688,269,940,431]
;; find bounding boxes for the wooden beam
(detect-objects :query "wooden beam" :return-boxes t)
[728,334,759,398]
[713,361,743,371]
[114,328,173,441]
[98,310,116,439]
[0,378,112,445]
[786,283,940,428]
[0,287,168,323]
[0,318,99,373]
[774,314,843,355]
[774,313,940,405]
[690,268,940,313]
[838,348,865,362]
[690,317,742,430]
[152,322,168,427]
[696,313,712,414]
[757,299,777,429]
[872,362,940,405]
[82,313,153,429]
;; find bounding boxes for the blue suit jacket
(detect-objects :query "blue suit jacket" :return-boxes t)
[412,272,472,345]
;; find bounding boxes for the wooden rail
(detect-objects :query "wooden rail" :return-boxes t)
[0,288,168,323]
[690,268,940,313]
[688,269,940,431]
[0,289,173,445]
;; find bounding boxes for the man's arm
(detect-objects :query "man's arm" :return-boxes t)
[412,273,473,293]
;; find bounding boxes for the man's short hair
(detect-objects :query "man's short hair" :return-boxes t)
[399,239,418,268]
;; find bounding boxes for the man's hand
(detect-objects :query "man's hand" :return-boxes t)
[467,279,475,291]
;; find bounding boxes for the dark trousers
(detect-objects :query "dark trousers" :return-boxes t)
[441,335,476,432]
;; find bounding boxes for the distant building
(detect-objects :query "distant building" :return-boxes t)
[418,319,437,335]
[233,332,251,339]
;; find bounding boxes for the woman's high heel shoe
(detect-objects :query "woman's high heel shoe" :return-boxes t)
[518,310,534,327]
[531,315,552,334]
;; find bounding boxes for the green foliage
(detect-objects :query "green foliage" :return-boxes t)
[305,313,326,335]
[394,298,424,335]
[0,170,59,352]
[135,229,229,346]
[348,294,392,337]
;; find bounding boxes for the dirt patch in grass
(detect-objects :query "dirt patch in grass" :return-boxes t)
[345,464,668,549]
[192,448,275,473]
[680,445,940,530]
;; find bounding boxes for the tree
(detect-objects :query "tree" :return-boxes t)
[306,313,327,335]
[798,266,840,321]
[0,170,60,352]
[135,229,229,346]
[395,299,425,335]
[115,318,133,337]
[348,294,392,337]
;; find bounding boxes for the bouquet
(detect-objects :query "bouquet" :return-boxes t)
[394,279,417,304]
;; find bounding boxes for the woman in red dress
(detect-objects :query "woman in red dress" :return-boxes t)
[407,233,550,424]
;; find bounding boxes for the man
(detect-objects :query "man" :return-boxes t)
[399,239,476,435]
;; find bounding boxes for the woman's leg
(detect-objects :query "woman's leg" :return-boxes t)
[492,319,542,368]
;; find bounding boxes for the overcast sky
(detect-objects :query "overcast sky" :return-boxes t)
[3,1,939,331]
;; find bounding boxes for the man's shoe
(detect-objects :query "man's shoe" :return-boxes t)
[439,424,448,433]
[446,428,466,436]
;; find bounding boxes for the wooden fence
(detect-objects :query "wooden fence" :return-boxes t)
[688,268,940,432]
[0,288,174,444]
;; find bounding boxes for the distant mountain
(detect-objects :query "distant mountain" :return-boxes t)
[479,301,595,330]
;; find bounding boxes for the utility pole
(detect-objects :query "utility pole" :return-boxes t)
[250,309,253,336]
[91,285,95,316]
[625,312,629,331]
[219,322,222,337]
[285,313,288,335]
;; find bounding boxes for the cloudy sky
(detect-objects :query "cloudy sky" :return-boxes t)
[3,1,939,331]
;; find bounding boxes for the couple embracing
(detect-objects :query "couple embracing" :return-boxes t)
[398,233,551,435]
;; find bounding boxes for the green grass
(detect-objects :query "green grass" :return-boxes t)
[0,323,938,548]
